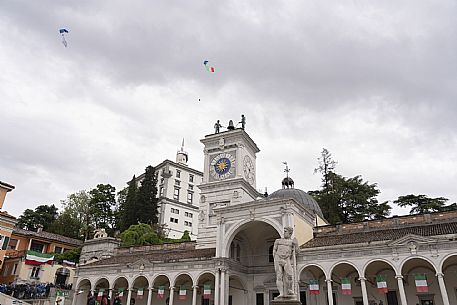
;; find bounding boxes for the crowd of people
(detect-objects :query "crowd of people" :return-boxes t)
[0,282,72,299]
[86,294,125,305]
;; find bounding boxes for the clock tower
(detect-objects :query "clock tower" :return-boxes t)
[196,127,260,249]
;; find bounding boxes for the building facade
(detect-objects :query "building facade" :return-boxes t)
[0,180,17,269]
[136,142,203,239]
[0,228,83,286]
[73,127,457,305]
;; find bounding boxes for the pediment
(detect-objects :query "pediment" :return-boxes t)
[127,258,153,270]
[388,234,438,246]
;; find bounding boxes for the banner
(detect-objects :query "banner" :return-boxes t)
[376,276,388,294]
[25,251,54,265]
[55,291,65,305]
[179,286,187,300]
[415,275,428,293]
[203,284,211,299]
[137,288,144,300]
[341,278,351,295]
[157,286,165,299]
[309,279,320,295]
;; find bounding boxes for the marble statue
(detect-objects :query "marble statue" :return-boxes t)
[94,228,108,239]
[273,227,299,300]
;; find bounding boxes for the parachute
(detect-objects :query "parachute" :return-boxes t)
[59,28,69,47]
[203,60,215,73]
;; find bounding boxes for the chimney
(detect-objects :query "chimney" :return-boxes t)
[36,225,43,233]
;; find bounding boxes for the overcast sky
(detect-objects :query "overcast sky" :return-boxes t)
[1,0,456,218]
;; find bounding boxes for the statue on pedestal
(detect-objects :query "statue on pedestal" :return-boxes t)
[214,120,222,134]
[273,227,299,301]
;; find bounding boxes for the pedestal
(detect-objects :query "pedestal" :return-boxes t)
[272,296,302,305]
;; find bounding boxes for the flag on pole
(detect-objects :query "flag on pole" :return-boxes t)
[203,284,211,299]
[415,275,428,292]
[376,276,388,294]
[341,278,352,295]
[309,279,320,295]
[157,286,165,299]
[25,251,54,265]
[118,288,125,298]
[137,288,144,299]
[97,289,104,300]
[62,260,76,267]
[179,286,187,300]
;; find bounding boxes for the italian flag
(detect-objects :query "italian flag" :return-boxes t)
[118,288,125,298]
[179,286,187,300]
[203,284,211,299]
[376,275,388,294]
[63,260,76,267]
[341,278,352,295]
[415,275,428,293]
[309,279,320,295]
[137,288,144,299]
[25,250,54,265]
[97,289,104,300]
[157,286,165,299]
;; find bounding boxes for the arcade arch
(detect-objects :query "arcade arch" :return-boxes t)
[225,220,281,267]
[299,264,326,305]
[223,219,282,258]
[196,272,216,305]
[131,276,149,305]
[401,257,441,305]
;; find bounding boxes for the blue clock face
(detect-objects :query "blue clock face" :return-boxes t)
[210,152,236,180]
[214,157,231,175]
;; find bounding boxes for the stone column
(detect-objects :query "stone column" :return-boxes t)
[359,277,369,305]
[108,289,113,300]
[169,287,175,305]
[192,286,198,305]
[215,270,220,305]
[395,275,408,305]
[326,279,333,305]
[71,291,78,305]
[126,289,132,305]
[220,269,226,305]
[436,273,450,305]
[146,288,153,305]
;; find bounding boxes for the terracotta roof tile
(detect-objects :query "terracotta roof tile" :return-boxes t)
[85,247,216,266]
[302,222,457,248]
[13,228,83,247]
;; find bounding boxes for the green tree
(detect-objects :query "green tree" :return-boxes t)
[48,210,83,240]
[181,230,191,241]
[89,184,116,235]
[61,191,93,240]
[137,166,159,225]
[313,148,338,222]
[16,204,58,231]
[120,223,158,247]
[311,149,391,224]
[54,247,82,263]
[394,194,448,214]
[119,176,138,232]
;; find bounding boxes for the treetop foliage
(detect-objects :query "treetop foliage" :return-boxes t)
[119,223,191,247]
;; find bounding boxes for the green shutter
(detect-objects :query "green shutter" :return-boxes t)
[2,236,10,250]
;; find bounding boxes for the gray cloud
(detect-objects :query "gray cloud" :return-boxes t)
[1,0,456,217]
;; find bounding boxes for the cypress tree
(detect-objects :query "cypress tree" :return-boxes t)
[120,175,138,231]
[137,166,159,224]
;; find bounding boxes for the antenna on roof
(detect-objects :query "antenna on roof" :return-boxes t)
[283,162,290,179]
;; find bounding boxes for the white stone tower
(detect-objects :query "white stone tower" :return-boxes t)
[176,138,188,165]
[196,127,260,249]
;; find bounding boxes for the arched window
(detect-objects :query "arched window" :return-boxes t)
[230,242,241,262]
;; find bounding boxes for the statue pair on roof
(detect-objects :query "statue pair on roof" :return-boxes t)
[214,115,246,134]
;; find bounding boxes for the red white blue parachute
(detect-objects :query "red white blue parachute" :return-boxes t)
[203,60,215,73]
[59,28,69,47]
